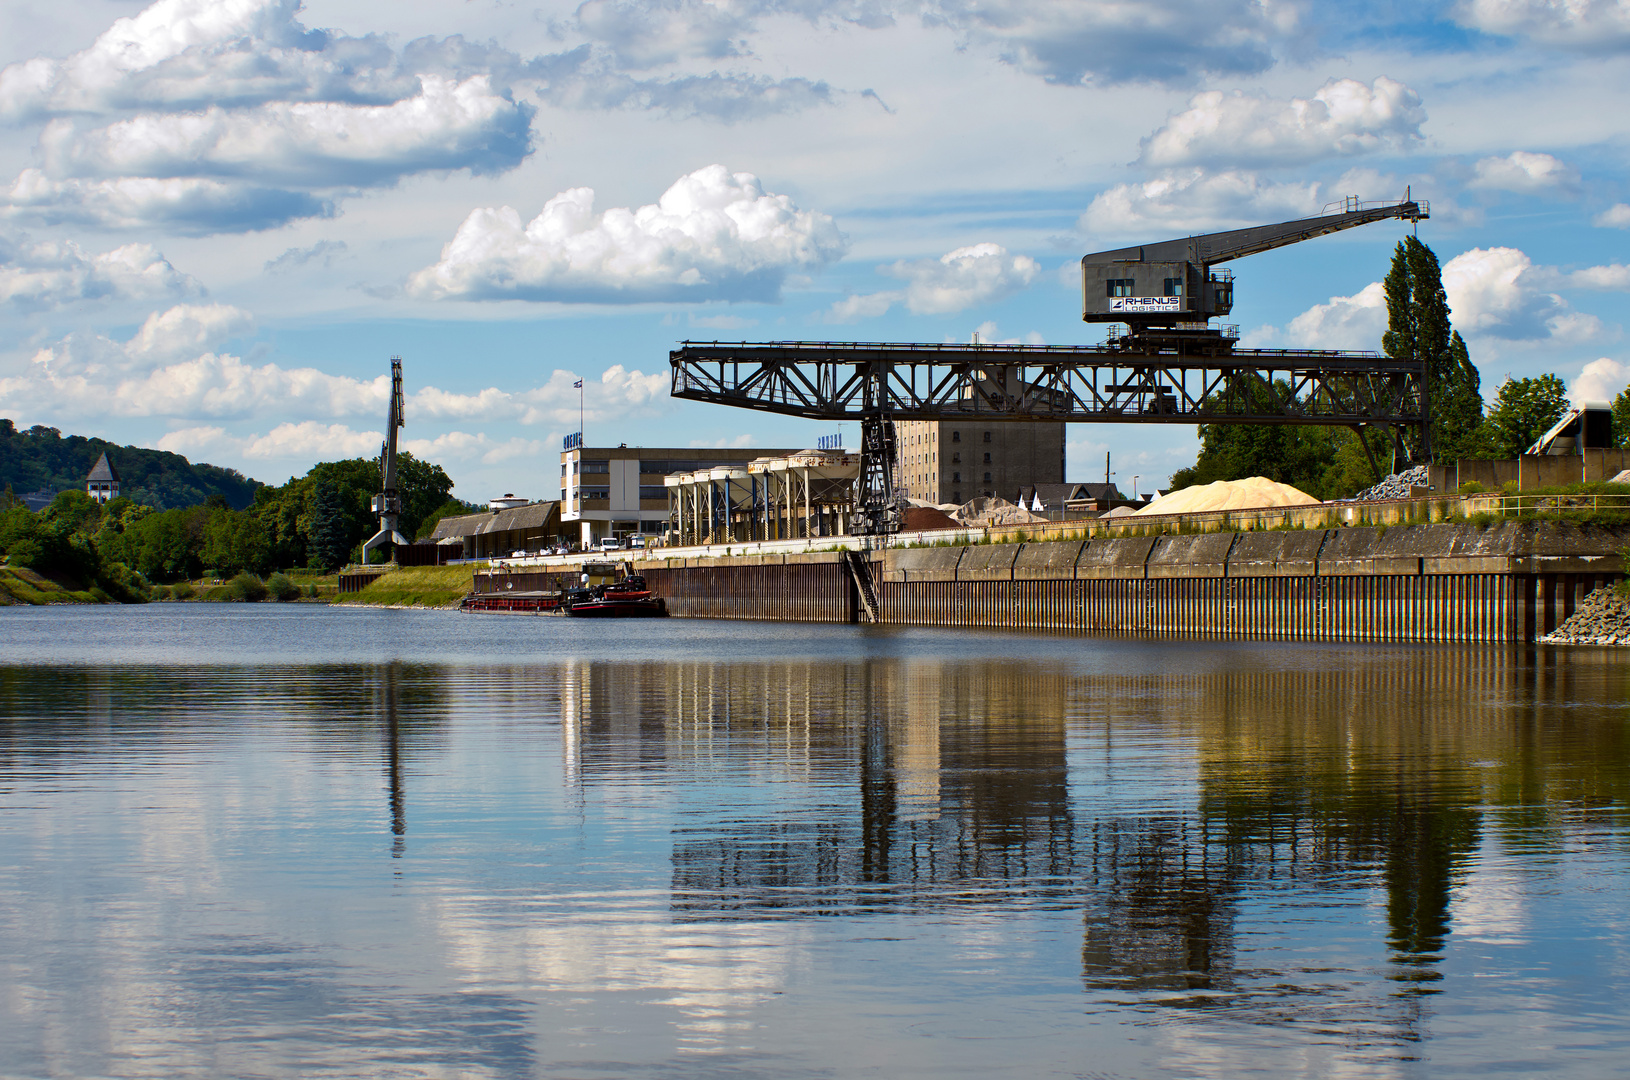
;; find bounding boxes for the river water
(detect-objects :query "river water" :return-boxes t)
[1,606,1626,1079]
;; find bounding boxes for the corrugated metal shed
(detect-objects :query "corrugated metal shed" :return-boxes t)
[430,501,559,539]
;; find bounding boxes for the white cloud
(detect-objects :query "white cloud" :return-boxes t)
[688,313,759,330]
[1441,246,1601,341]
[156,420,384,461]
[1561,264,1630,290]
[1273,246,1617,351]
[689,433,757,448]
[1079,169,1320,239]
[125,303,254,362]
[1468,151,1579,193]
[571,0,755,70]
[0,234,198,310]
[930,0,1302,86]
[1141,78,1425,168]
[264,240,346,273]
[1455,0,1630,50]
[966,320,1044,345]
[0,0,440,122]
[1570,357,1629,404]
[2,169,331,233]
[1594,204,1630,228]
[826,242,1038,321]
[826,292,898,323]
[2,311,672,428]
[407,165,847,303]
[0,0,532,233]
[39,75,530,188]
[1284,281,1388,349]
[241,422,384,460]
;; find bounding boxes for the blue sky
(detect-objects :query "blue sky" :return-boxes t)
[1,0,1627,498]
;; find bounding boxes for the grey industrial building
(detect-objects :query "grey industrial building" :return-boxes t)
[893,419,1064,506]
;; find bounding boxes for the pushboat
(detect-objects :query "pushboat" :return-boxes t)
[563,574,668,618]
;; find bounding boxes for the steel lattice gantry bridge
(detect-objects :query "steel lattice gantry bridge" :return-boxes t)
[670,340,1423,428]
[670,339,1425,533]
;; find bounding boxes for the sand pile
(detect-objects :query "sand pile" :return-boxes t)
[1132,477,1320,516]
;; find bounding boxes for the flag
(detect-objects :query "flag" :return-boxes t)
[573,379,583,388]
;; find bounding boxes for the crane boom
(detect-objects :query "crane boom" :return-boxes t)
[1081,195,1427,327]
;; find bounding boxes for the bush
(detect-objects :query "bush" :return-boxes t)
[1458,481,1488,494]
[228,572,268,602]
[266,572,301,602]
[204,573,268,602]
[171,580,194,600]
[154,584,172,600]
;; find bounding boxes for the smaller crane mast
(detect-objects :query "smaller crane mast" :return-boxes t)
[361,357,409,563]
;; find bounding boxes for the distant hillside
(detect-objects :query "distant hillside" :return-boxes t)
[1,419,261,510]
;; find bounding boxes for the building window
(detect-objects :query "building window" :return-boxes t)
[983,431,991,443]
[1107,279,1135,297]
[953,491,961,502]
[952,431,961,442]
[953,472,960,482]
[1163,277,1183,297]
[983,452,991,463]
[952,452,960,463]
[638,486,666,499]
[984,472,992,482]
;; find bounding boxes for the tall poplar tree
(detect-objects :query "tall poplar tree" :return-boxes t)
[1383,236,1484,461]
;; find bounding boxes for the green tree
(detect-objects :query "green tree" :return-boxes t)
[414,496,483,540]
[1483,375,1570,459]
[1383,237,1484,460]
[307,479,348,571]
[201,507,271,577]
[1611,386,1630,448]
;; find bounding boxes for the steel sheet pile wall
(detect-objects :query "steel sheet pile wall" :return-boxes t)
[635,521,1629,642]
[639,554,853,622]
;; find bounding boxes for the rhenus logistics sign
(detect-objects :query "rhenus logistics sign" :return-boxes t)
[1109,297,1182,314]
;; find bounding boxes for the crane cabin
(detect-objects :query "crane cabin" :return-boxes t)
[1080,196,1428,331]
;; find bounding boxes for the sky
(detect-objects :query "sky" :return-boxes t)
[0,0,1627,500]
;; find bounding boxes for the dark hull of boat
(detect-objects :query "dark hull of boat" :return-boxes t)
[566,597,668,617]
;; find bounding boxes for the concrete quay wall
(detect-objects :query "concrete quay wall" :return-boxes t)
[635,520,1630,642]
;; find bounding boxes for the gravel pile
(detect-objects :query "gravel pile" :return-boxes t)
[1353,465,1431,501]
[1541,586,1630,645]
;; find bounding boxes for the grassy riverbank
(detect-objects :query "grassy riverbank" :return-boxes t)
[337,564,476,608]
[0,565,110,604]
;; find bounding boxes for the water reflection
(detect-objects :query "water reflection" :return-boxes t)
[2,635,1629,1078]
[549,648,1630,1039]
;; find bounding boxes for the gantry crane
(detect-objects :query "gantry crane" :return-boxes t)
[672,195,1428,535]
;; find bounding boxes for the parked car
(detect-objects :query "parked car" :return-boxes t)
[597,536,623,552]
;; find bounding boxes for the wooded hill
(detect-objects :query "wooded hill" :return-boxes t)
[1,419,260,509]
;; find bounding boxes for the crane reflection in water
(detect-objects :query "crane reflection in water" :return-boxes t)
[550,647,1627,1045]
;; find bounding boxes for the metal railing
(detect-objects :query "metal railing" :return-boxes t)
[1469,493,1630,516]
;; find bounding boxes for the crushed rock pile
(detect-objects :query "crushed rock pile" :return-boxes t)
[1540,586,1630,645]
[1132,477,1320,516]
[1353,465,1430,501]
